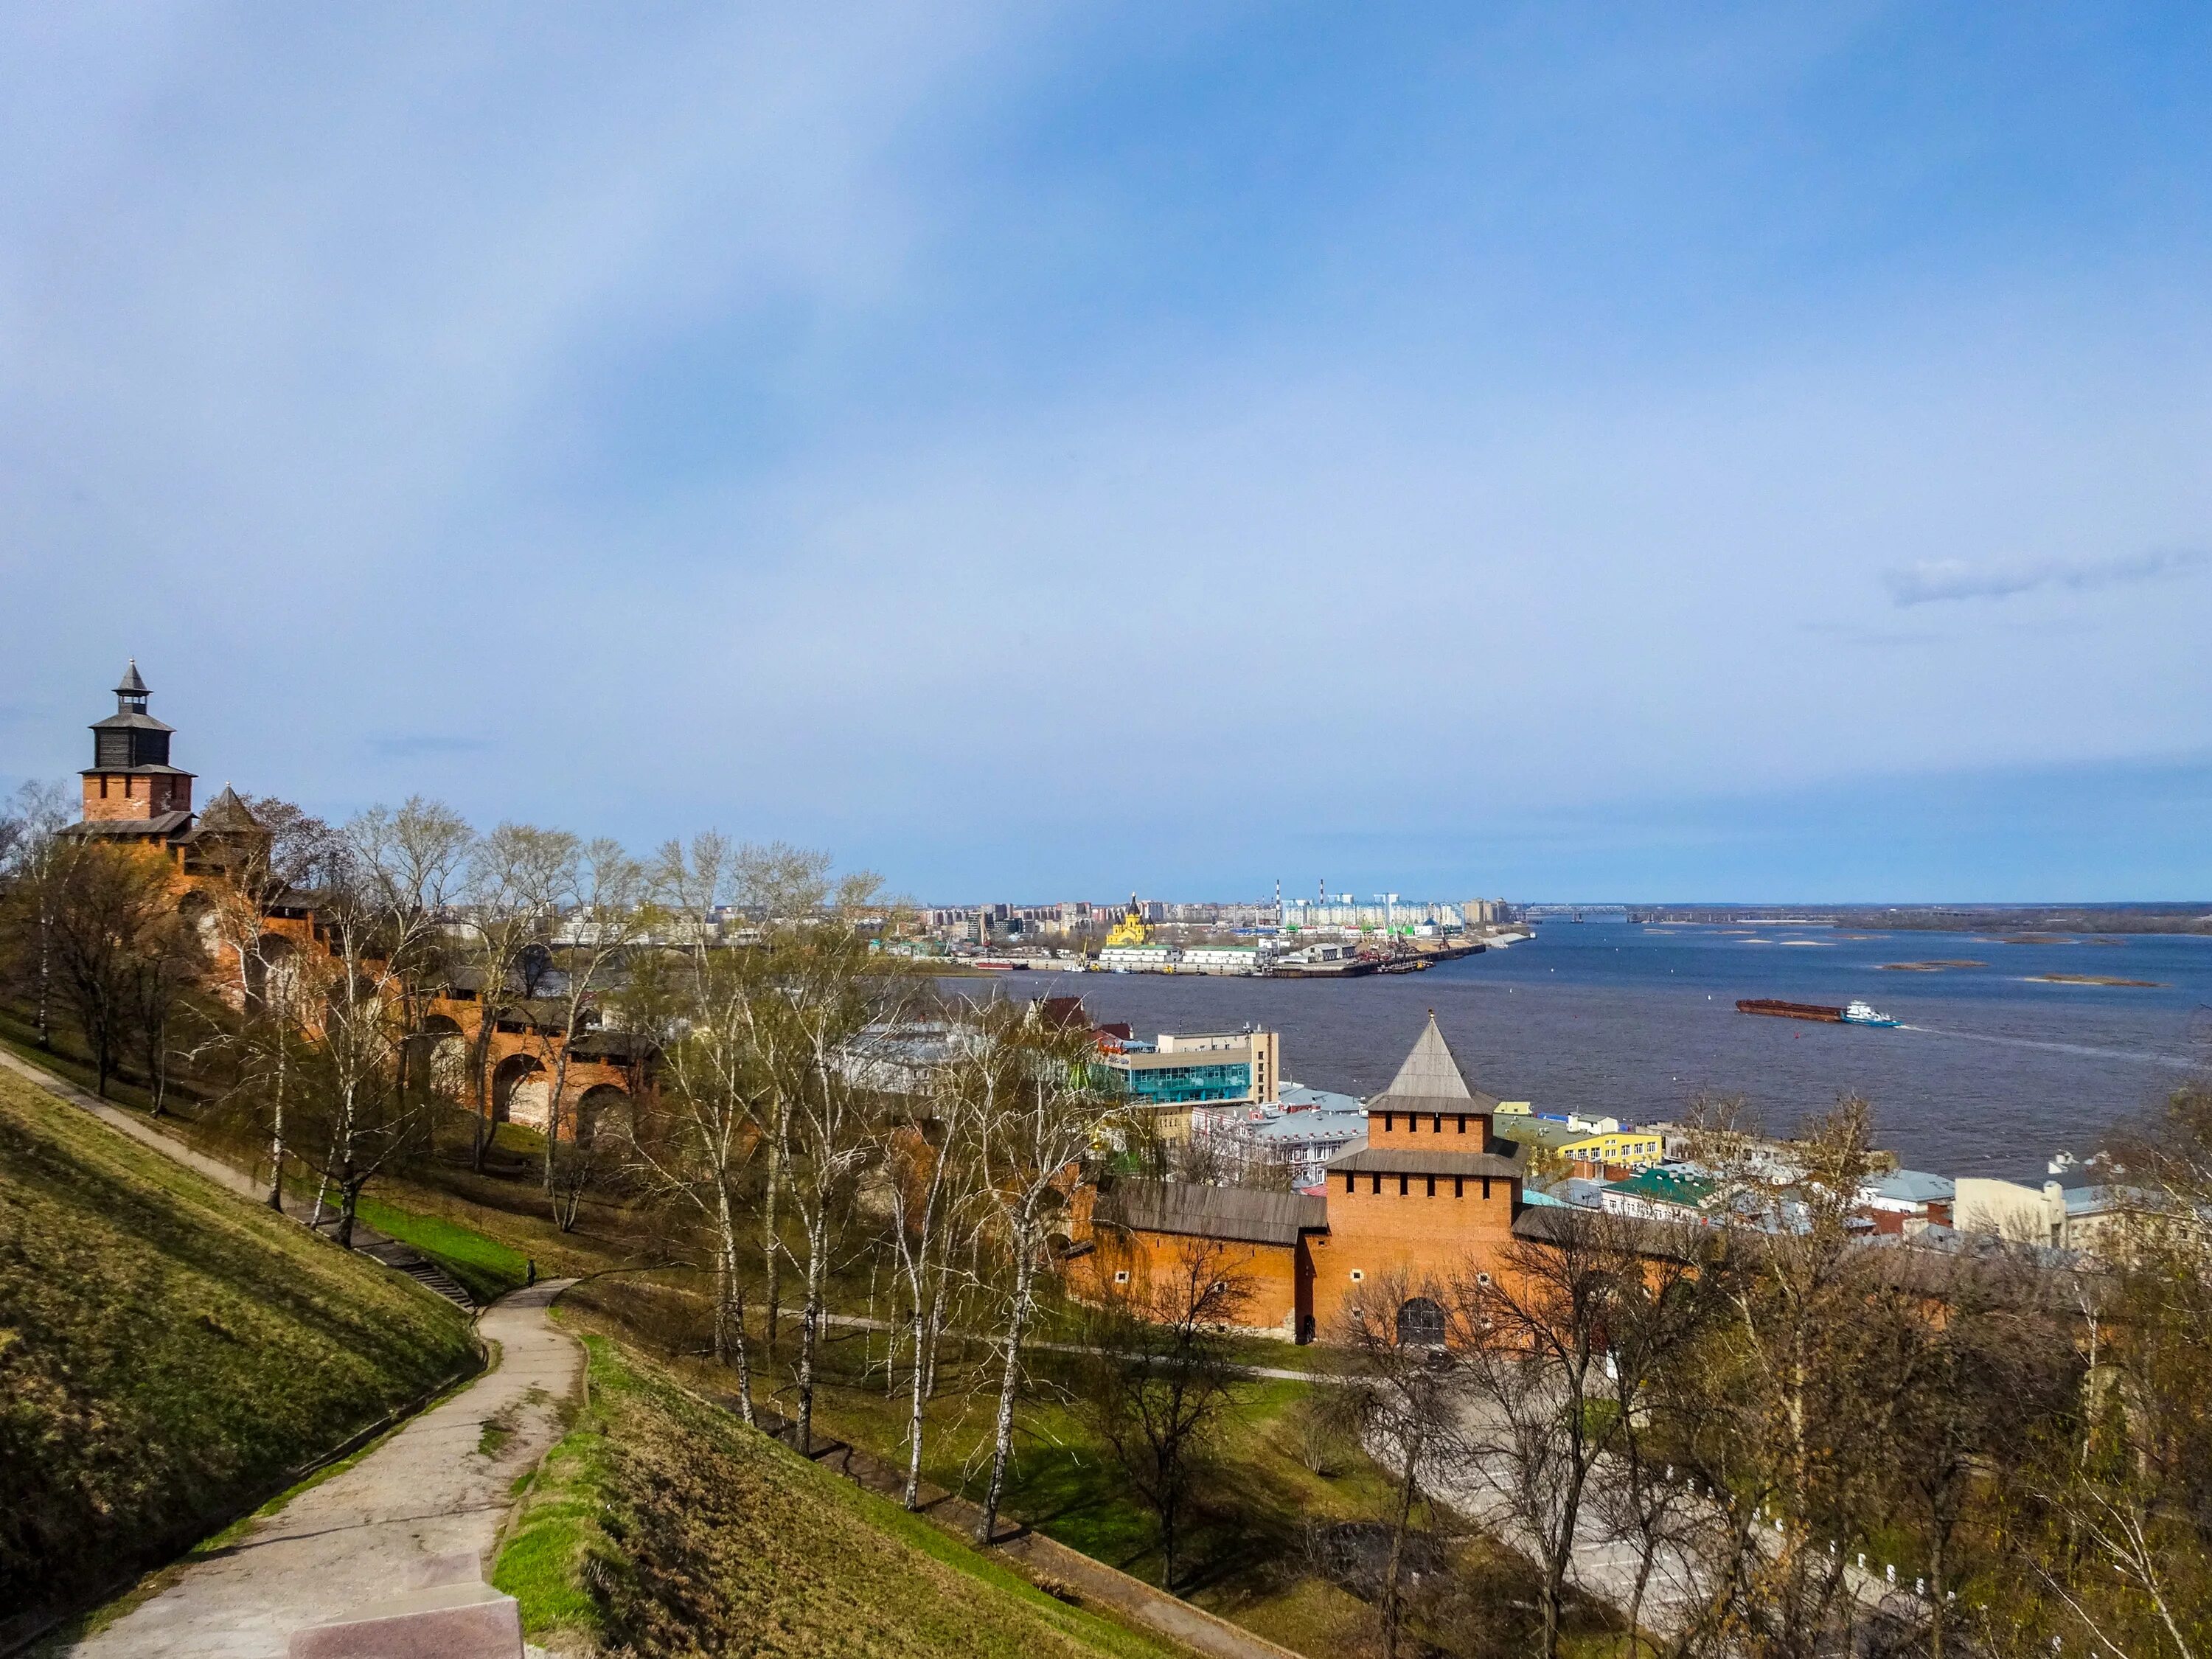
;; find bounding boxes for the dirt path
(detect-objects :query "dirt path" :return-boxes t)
[63,1281,582,1659]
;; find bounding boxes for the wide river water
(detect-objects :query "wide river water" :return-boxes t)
[949,922,2212,1180]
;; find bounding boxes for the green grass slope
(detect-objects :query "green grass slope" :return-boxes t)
[497,1332,1186,1659]
[0,1068,479,1620]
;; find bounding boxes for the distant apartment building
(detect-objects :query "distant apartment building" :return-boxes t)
[1282,897,1462,932]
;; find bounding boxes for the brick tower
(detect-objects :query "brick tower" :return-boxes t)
[80,660,195,825]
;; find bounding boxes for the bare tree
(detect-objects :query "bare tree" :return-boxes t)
[1665,1096,1913,1659]
[454,821,577,1171]
[619,834,765,1419]
[731,841,839,1357]
[1451,1209,1708,1659]
[289,799,473,1246]
[970,1000,1113,1547]
[195,794,341,1206]
[0,781,73,1049]
[504,835,644,1222]
[1080,1235,1256,1586]
[40,842,178,1097]
[780,904,889,1454]
[874,1018,984,1509]
[1339,1267,1464,1659]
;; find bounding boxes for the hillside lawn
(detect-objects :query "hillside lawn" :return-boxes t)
[0,1065,479,1626]
[497,1329,1188,1659]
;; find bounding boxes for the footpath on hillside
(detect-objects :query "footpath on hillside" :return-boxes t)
[63,1281,581,1659]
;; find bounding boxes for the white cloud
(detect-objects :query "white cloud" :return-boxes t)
[1883,548,2207,606]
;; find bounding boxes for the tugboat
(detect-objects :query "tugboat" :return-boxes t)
[1841,1000,1900,1027]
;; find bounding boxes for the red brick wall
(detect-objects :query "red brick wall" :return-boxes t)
[1310,1168,1519,1334]
[1077,1225,1310,1338]
[80,771,192,821]
[1364,1104,1506,1153]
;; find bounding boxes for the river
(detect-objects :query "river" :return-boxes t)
[949,921,2212,1180]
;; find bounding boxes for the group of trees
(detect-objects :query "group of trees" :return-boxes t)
[0,781,207,1103]
[1322,1091,2212,1659]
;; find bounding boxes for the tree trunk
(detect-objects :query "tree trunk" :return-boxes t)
[978,1248,1037,1546]
[796,1215,827,1455]
[1380,1418,1422,1659]
[35,909,52,1050]
[335,1158,359,1248]
[763,1107,786,1354]
[266,1040,287,1211]
[714,1186,756,1426]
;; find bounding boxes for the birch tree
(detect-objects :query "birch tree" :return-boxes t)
[203,794,340,1206]
[1339,1267,1464,1659]
[455,821,576,1171]
[291,799,472,1246]
[619,833,763,1419]
[507,835,644,1220]
[970,1000,1112,1545]
[874,1022,985,1509]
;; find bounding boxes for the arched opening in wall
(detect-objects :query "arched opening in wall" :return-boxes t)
[1396,1296,1447,1349]
[244,933,300,1016]
[493,1054,549,1130]
[573,1084,630,1148]
[175,890,223,953]
[417,1015,469,1099]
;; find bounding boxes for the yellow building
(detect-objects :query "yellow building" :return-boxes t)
[1491,1108,1663,1169]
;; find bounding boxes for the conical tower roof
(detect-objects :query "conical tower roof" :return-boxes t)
[194,784,260,832]
[116,658,148,696]
[1374,1012,1501,1110]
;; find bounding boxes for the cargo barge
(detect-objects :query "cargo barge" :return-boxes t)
[1737,998,1845,1022]
[1736,998,1899,1026]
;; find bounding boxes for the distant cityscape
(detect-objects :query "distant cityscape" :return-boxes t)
[888,889,1523,977]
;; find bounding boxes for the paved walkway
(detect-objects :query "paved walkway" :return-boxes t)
[66,1281,582,1659]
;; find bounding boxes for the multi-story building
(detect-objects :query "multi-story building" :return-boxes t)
[1096,1029,1281,1112]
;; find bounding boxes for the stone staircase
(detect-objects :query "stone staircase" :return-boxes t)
[314,1223,478,1310]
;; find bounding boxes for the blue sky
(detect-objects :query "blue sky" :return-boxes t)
[2,4,2208,902]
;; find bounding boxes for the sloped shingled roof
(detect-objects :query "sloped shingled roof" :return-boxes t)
[1327,1144,1528,1180]
[1370,1014,1503,1113]
[1095,1179,1328,1248]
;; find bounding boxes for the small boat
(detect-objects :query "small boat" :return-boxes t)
[1841,1000,1900,1027]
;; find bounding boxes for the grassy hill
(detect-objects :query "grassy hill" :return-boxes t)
[497,1330,1188,1659]
[0,1066,479,1623]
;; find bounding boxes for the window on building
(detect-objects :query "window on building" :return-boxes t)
[1454,1178,1464,1198]
[1349,1269,1364,1281]
[1114,1270,1130,1284]
[1456,1116,1467,1134]
[1432,1114,1442,1133]
[1425,1176,1436,1197]
[1344,1172,1355,1194]
[1382,1112,1394,1132]
[1397,1175,1408,1196]
[1482,1177,1492,1200]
